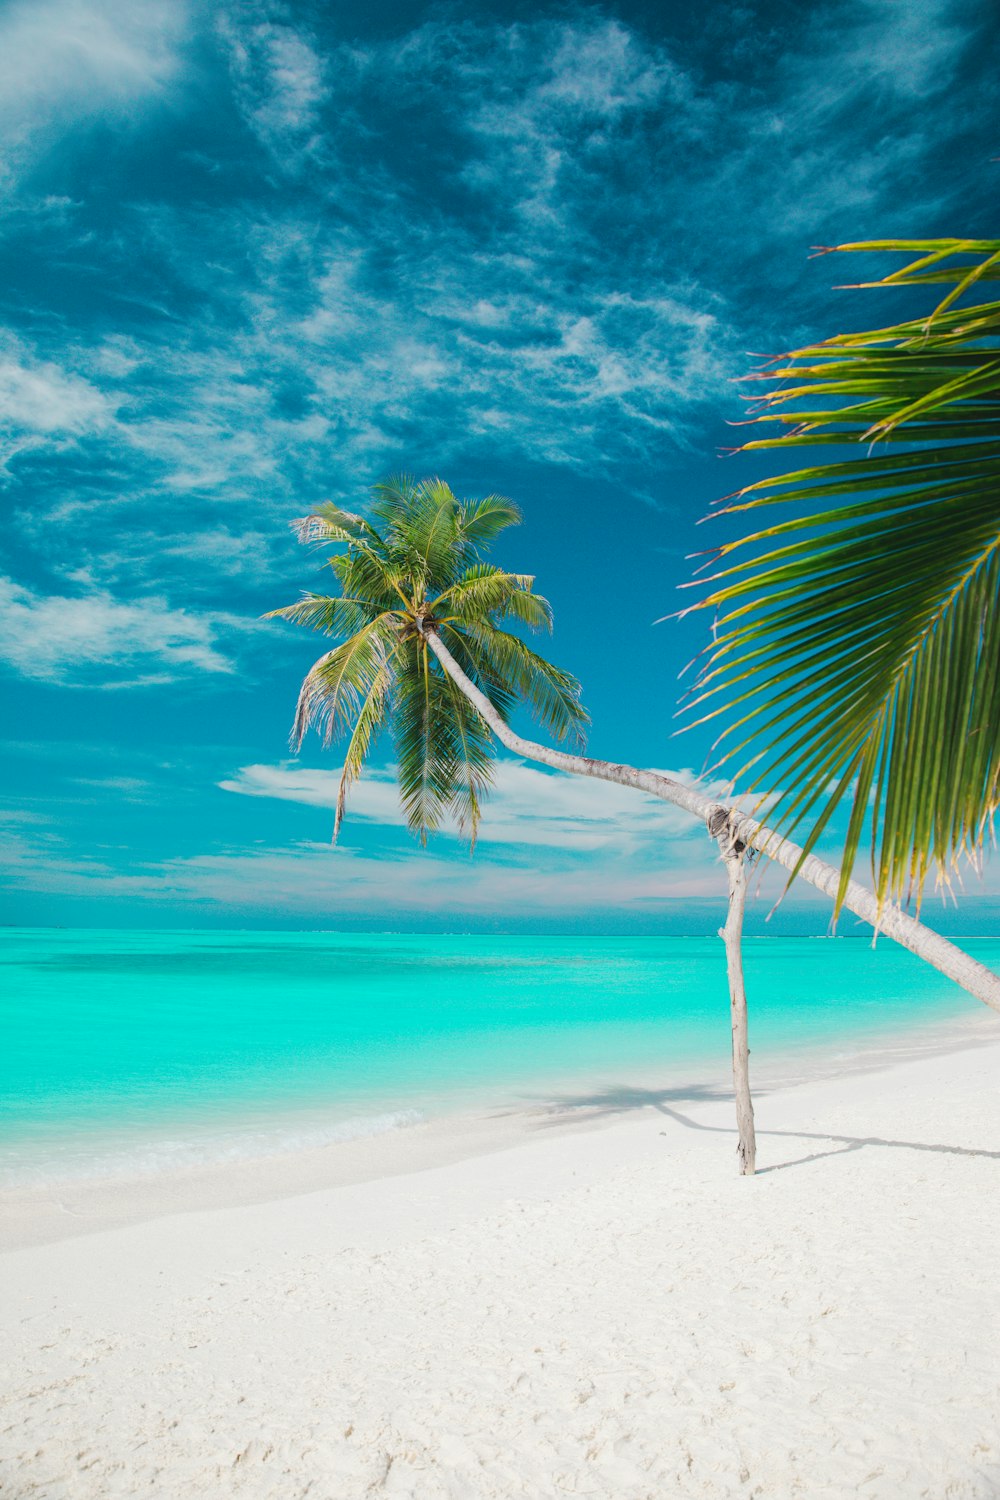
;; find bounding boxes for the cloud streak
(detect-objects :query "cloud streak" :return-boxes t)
[0,0,189,198]
[0,811,730,916]
[0,576,244,685]
[220,758,722,850]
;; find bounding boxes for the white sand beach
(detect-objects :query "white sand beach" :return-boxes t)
[3,1033,1000,1499]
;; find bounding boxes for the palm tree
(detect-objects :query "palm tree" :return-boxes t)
[687,239,1000,921]
[265,477,589,845]
[268,475,1000,1175]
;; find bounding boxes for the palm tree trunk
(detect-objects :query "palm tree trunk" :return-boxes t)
[423,624,1000,1014]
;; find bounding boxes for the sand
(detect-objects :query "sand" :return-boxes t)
[2,1033,1000,1498]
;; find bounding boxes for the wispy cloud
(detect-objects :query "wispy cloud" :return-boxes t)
[0,0,189,197]
[0,336,113,441]
[0,576,245,685]
[815,0,969,101]
[220,758,723,850]
[12,801,995,919]
[0,812,730,914]
[220,12,328,170]
[0,13,737,590]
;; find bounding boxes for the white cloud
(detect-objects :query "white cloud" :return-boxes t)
[715,0,975,240]
[219,759,723,851]
[160,840,728,912]
[83,1,967,535]
[220,14,328,169]
[451,292,726,442]
[464,19,691,224]
[0,338,114,440]
[0,817,732,913]
[540,21,671,114]
[6,799,1000,919]
[161,527,286,579]
[0,577,243,685]
[73,775,151,793]
[0,0,189,195]
[825,0,968,100]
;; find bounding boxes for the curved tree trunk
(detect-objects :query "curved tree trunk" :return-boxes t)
[423,625,1000,1014]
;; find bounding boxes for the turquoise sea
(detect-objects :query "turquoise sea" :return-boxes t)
[3,928,997,1186]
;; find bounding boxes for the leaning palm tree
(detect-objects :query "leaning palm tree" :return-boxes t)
[266,477,590,845]
[687,239,1000,921]
[269,475,1000,1175]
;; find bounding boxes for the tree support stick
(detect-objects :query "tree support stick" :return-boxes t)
[721,850,755,1175]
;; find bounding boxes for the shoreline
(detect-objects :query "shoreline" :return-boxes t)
[2,1031,1000,1497]
[3,1002,998,1252]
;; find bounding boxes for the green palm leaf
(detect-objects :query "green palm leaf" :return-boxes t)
[293,503,385,550]
[393,650,495,845]
[455,494,522,548]
[433,564,551,629]
[262,594,384,636]
[460,622,589,746]
[334,659,393,839]
[687,238,1000,915]
[290,618,398,750]
[392,647,462,843]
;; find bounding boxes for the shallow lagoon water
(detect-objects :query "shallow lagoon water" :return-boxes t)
[3,928,996,1184]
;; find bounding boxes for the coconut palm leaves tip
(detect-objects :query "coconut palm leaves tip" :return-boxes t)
[265,476,589,846]
[685,239,1000,919]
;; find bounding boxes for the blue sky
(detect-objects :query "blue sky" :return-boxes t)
[2,0,999,932]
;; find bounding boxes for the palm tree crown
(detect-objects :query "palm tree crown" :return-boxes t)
[266,476,588,844]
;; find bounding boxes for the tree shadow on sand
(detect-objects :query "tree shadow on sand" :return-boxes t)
[527,1083,1000,1173]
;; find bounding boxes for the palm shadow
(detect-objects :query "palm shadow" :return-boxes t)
[527,1082,1000,1172]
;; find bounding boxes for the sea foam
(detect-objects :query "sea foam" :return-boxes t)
[0,1106,426,1189]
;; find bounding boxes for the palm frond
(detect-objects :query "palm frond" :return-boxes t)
[334,659,393,839]
[329,549,408,611]
[292,503,410,611]
[687,238,1000,914]
[502,587,554,632]
[461,622,589,746]
[456,494,522,548]
[373,476,460,592]
[292,503,384,548]
[392,644,483,843]
[432,623,517,724]
[438,668,495,846]
[292,619,398,749]
[263,593,388,636]
[433,564,550,629]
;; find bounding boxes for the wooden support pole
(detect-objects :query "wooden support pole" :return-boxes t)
[721,850,756,1176]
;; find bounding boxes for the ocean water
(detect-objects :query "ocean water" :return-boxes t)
[2,928,997,1186]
